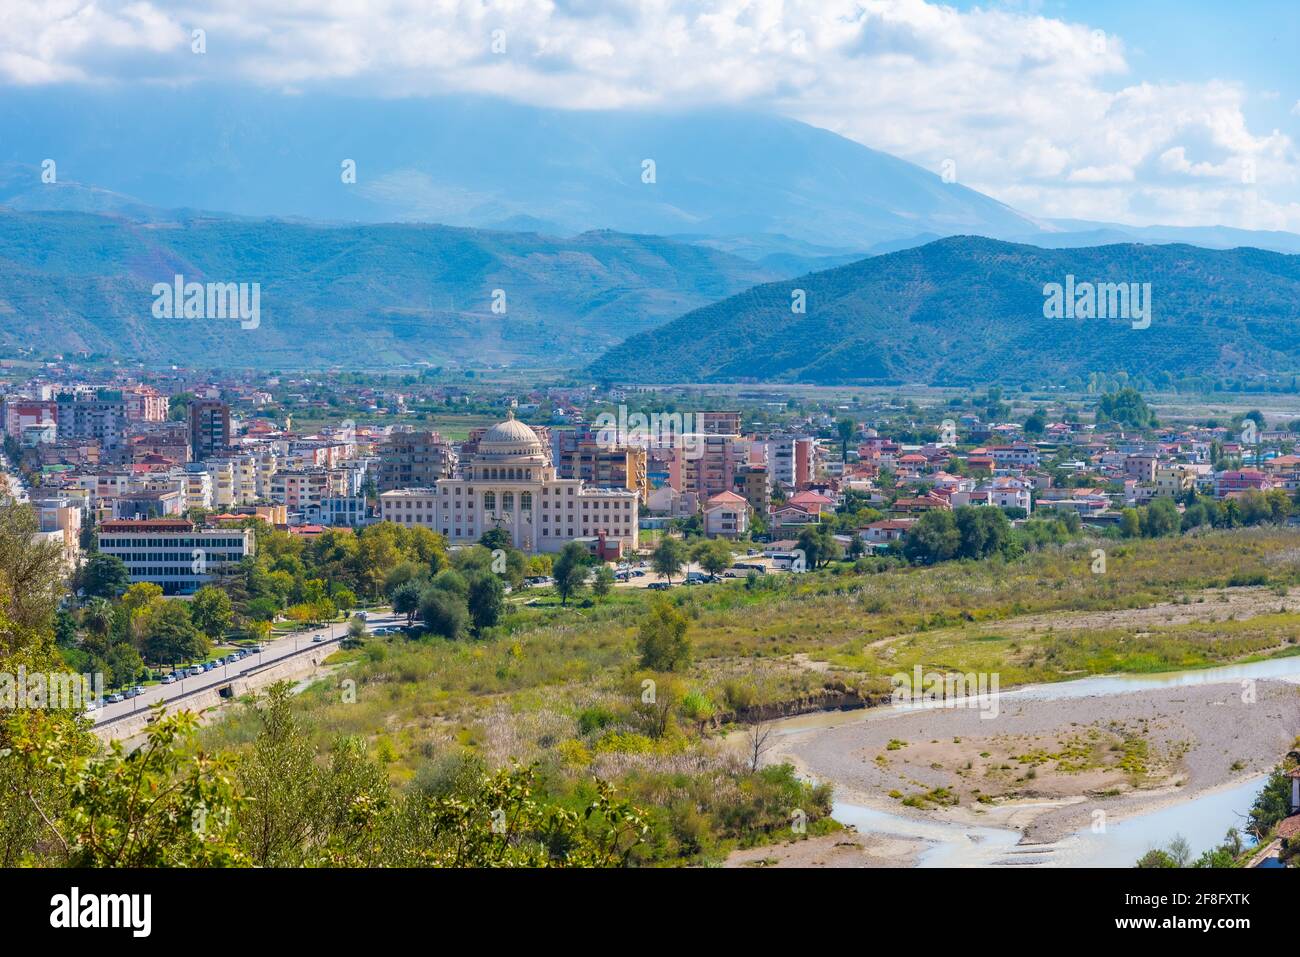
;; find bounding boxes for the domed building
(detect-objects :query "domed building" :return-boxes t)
[379,412,639,556]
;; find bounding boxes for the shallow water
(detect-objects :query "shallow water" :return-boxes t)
[805,655,1300,867]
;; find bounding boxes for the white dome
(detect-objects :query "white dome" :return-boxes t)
[479,411,543,454]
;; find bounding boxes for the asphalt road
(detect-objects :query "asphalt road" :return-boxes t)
[91,610,404,727]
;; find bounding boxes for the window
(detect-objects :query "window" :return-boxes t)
[503,492,514,511]
[521,492,532,510]
[484,491,496,511]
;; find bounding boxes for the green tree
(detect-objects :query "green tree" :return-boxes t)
[902,510,960,565]
[465,572,505,635]
[692,538,732,577]
[237,683,318,866]
[552,542,589,605]
[391,580,422,625]
[591,564,615,601]
[190,586,234,641]
[80,553,130,600]
[652,536,687,584]
[636,599,692,671]
[419,587,468,639]
[141,601,207,666]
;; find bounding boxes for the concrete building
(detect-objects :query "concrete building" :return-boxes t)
[554,428,649,503]
[122,385,169,422]
[97,518,255,595]
[57,390,127,450]
[189,399,230,460]
[377,430,458,492]
[703,490,749,539]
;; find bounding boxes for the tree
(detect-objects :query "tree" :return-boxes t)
[81,553,130,600]
[344,614,367,648]
[190,586,234,641]
[651,536,687,584]
[636,599,692,671]
[552,542,589,606]
[954,506,1011,560]
[836,418,855,462]
[15,711,245,866]
[902,510,959,565]
[591,564,615,601]
[465,572,505,635]
[141,601,207,666]
[1140,497,1180,538]
[419,587,468,639]
[0,502,67,633]
[237,683,316,866]
[1119,507,1142,538]
[391,580,422,625]
[745,720,775,773]
[692,538,732,578]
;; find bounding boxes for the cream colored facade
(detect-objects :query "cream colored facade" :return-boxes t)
[379,413,638,554]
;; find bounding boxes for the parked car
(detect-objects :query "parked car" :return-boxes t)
[107,693,124,704]
[648,581,672,591]
[312,634,325,642]
[161,673,176,684]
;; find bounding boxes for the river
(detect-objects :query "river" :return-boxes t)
[776,654,1300,867]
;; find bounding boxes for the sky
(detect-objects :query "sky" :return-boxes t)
[3,0,1298,231]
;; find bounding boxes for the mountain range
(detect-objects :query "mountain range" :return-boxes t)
[0,212,777,368]
[589,236,1300,386]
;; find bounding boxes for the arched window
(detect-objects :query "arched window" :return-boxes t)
[503,492,514,512]
[521,492,532,511]
[483,491,496,511]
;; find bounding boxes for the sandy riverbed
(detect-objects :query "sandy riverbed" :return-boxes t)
[765,679,1300,849]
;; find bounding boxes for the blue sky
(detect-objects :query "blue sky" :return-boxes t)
[3,1,1297,231]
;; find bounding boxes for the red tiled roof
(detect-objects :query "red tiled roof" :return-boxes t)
[1275,815,1300,840]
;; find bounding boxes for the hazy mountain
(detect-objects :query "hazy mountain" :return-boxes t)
[0,87,1037,250]
[589,236,1300,386]
[0,212,778,368]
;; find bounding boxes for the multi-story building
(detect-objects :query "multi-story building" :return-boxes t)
[554,428,649,502]
[380,414,638,554]
[189,399,230,460]
[122,385,170,422]
[272,467,346,509]
[3,399,58,440]
[56,390,127,450]
[378,488,439,528]
[758,434,818,489]
[377,430,458,492]
[303,496,372,527]
[732,462,771,514]
[97,518,255,595]
[1155,464,1197,498]
[703,490,749,539]
[669,433,747,500]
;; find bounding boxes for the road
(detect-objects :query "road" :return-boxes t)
[91,610,405,727]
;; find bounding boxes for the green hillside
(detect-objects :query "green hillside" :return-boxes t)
[0,212,775,368]
[589,236,1300,385]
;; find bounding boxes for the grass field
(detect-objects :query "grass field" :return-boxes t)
[199,525,1300,864]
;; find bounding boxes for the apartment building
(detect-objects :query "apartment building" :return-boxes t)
[122,385,170,422]
[189,399,230,460]
[554,428,649,503]
[56,390,127,450]
[377,430,458,492]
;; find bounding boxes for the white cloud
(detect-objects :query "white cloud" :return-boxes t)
[0,0,1296,230]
